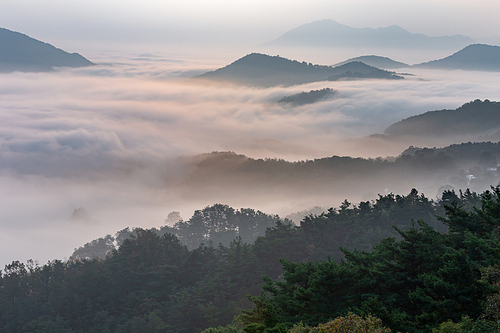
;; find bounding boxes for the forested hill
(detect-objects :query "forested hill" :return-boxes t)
[2,186,500,333]
[384,99,500,138]
[414,44,500,71]
[0,27,93,73]
[196,54,402,87]
[175,138,500,207]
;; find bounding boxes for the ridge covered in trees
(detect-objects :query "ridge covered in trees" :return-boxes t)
[384,99,500,138]
[196,54,403,87]
[2,186,500,332]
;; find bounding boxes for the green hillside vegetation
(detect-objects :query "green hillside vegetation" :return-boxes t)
[0,27,93,73]
[278,88,336,106]
[3,185,500,332]
[196,54,403,87]
[414,44,500,71]
[384,99,500,138]
[72,205,283,260]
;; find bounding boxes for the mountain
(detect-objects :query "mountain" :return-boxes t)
[334,55,409,69]
[384,99,500,138]
[413,44,500,71]
[264,19,474,49]
[0,27,93,73]
[196,53,402,87]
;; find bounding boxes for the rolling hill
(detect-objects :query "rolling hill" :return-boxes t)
[384,99,500,137]
[196,53,402,87]
[0,27,93,73]
[413,44,500,71]
[264,19,474,50]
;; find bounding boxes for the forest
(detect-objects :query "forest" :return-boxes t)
[1,186,500,332]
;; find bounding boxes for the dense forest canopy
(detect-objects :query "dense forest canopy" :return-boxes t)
[2,186,500,332]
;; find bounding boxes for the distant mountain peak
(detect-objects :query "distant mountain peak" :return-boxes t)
[0,27,93,73]
[264,20,474,49]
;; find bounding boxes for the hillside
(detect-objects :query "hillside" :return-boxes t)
[264,19,474,49]
[3,186,500,333]
[334,55,409,69]
[384,99,500,137]
[414,44,500,71]
[0,27,93,73]
[196,54,402,87]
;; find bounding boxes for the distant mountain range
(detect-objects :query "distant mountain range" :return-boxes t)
[334,55,409,69]
[384,99,500,138]
[413,44,500,71]
[196,53,402,87]
[0,27,93,73]
[264,19,474,50]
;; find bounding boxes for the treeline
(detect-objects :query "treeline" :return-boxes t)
[0,188,497,333]
[239,189,500,333]
[72,205,283,260]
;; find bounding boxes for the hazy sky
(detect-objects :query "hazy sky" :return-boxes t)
[1,0,500,50]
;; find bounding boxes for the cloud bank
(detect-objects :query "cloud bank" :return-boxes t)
[1,51,500,267]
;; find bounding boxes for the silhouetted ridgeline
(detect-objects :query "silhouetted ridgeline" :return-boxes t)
[0,27,93,73]
[263,19,474,49]
[413,44,500,71]
[334,55,409,69]
[385,99,500,137]
[3,186,500,333]
[173,139,500,207]
[196,54,402,87]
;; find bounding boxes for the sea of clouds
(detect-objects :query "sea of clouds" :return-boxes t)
[1,49,499,267]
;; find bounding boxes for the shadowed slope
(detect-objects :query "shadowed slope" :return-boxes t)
[0,27,93,72]
[414,44,500,71]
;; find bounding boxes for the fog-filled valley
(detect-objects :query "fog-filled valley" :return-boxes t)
[1,45,500,267]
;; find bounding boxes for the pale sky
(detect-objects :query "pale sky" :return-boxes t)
[1,0,500,49]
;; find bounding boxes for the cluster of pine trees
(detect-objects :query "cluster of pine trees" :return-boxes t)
[1,188,499,333]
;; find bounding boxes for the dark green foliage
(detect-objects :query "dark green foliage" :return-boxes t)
[2,188,499,333]
[242,187,500,333]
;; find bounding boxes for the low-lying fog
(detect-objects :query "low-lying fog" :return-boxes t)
[1,48,500,267]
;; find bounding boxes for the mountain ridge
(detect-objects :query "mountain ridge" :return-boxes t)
[0,27,93,73]
[413,44,500,71]
[384,99,500,138]
[264,19,474,49]
[196,53,402,87]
